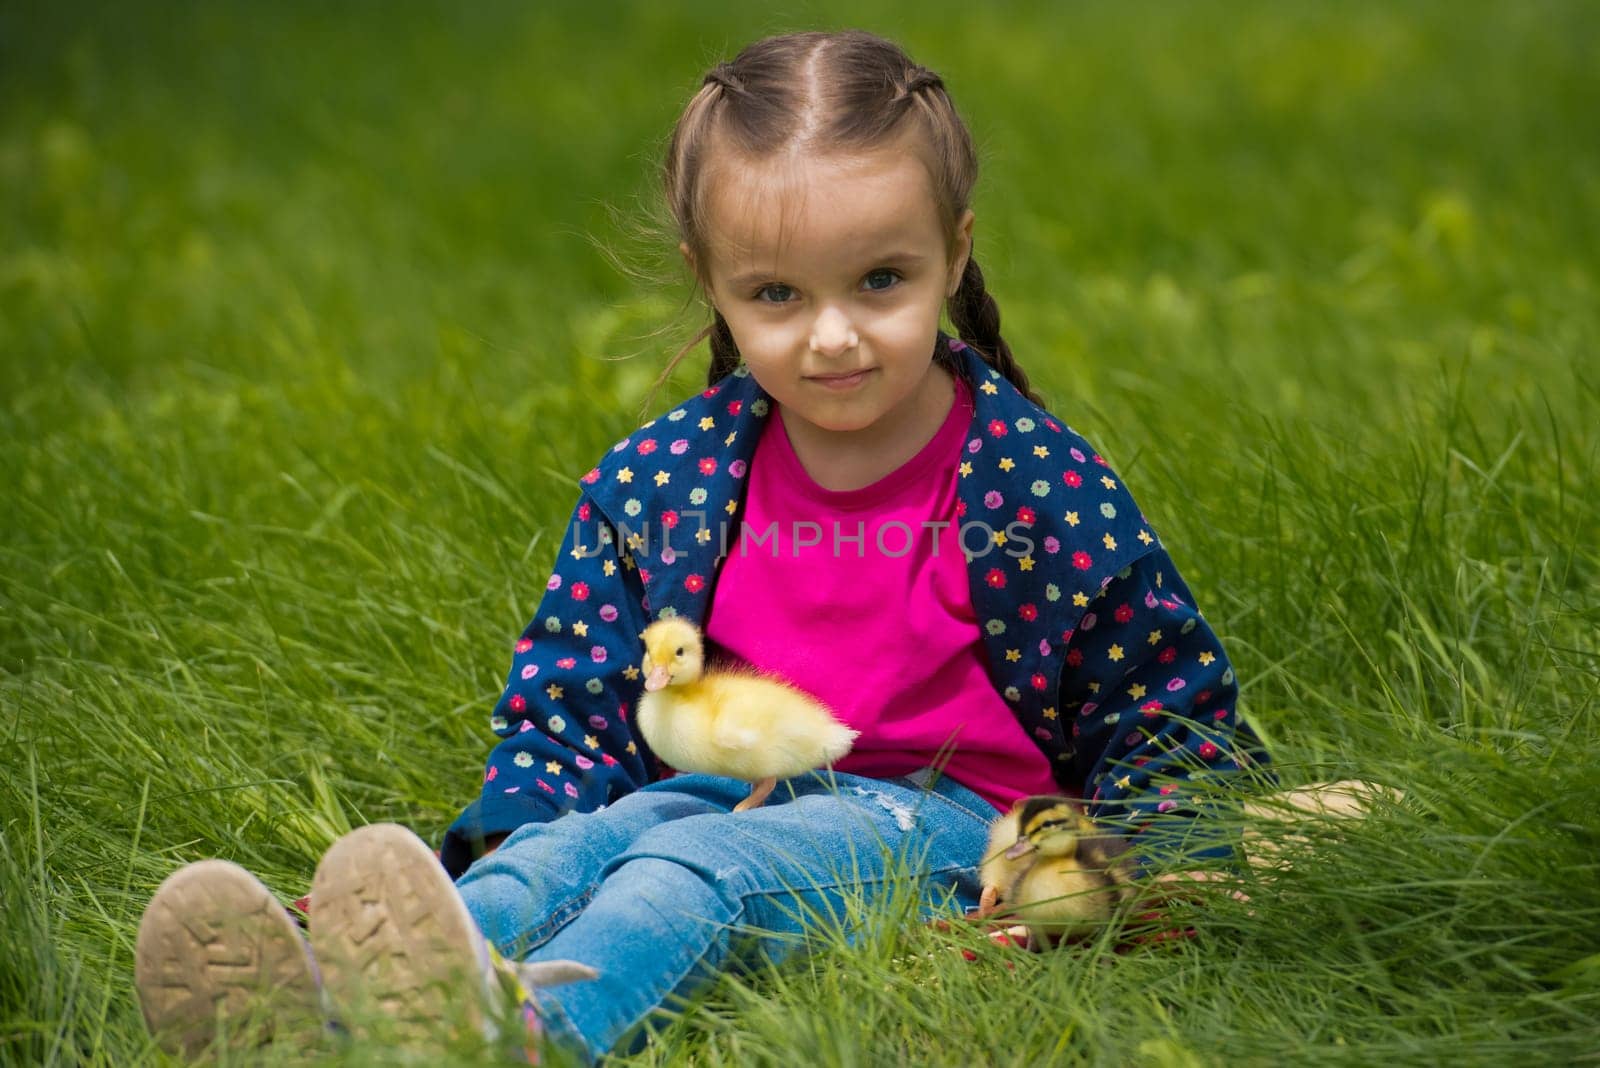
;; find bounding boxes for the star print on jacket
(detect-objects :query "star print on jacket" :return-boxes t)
[439,332,1268,878]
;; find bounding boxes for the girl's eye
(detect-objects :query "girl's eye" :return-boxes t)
[751,270,902,304]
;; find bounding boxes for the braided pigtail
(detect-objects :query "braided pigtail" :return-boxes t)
[949,252,1042,406]
[638,309,739,423]
[706,310,741,386]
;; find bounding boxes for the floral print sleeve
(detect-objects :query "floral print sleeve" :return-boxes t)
[440,494,654,878]
[1059,546,1262,872]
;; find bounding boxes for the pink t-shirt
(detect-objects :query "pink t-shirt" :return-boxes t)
[702,374,1061,812]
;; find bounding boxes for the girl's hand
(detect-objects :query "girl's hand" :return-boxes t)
[1149,868,1252,907]
[1134,868,1254,939]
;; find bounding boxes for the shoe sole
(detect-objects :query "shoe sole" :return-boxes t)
[134,858,323,1058]
[308,822,491,1043]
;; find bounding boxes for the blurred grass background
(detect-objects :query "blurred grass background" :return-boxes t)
[2,0,1598,1064]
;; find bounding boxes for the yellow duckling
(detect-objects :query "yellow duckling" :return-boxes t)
[635,618,858,812]
[999,795,1136,950]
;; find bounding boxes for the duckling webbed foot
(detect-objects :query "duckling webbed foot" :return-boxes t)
[975,884,1003,920]
[733,776,777,812]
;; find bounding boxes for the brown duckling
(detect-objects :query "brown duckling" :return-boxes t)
[997,795,1137,950]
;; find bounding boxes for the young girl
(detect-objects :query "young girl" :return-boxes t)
[136,29,1263,1063]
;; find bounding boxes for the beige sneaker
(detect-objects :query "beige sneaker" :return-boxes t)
[134,859,323,1058]
[309,822,600,1056]
[309,822,506,1045]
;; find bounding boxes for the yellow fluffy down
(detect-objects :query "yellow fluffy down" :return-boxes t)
[637,667,858,783]
[977,802,1025,916]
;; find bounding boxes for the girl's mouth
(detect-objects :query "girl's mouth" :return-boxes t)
[809,369,873,391]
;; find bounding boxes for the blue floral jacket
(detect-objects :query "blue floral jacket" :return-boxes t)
[440,333,1265,878]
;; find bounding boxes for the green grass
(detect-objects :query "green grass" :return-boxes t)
[3,0,1598,1063]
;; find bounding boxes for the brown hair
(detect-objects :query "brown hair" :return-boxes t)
[654,30,1041,406]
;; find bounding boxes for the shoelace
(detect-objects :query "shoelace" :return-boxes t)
[484,943,599,1064]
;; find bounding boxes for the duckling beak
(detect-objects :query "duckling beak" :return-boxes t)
[644,665,672,692]
[1004,838,1036,861]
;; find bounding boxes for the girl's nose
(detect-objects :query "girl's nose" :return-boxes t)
[809,307,858,355]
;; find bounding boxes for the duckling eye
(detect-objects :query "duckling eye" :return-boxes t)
[675,646,685,657]
[1028,815,1074,837]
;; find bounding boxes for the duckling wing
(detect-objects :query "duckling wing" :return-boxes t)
[1013,859,1115,931]
[704,673,857,780]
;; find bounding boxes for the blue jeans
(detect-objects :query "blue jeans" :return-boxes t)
[454,768,995,1062]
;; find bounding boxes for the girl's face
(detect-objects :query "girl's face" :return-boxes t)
[687,140,974,445]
